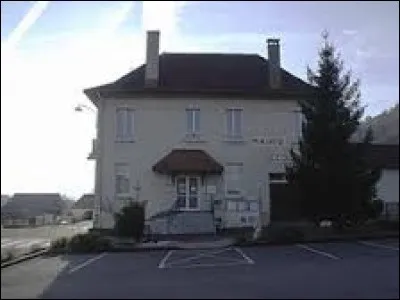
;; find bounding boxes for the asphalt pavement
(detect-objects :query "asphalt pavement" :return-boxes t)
[1,238,398,299]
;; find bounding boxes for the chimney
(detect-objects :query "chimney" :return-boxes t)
[267,38,281,89]
[145,30,160,87]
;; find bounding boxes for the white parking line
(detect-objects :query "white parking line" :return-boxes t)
[167,261,250,269]
[234,247,255,264]
[296,244,340,260]
[359,241,399,251]
[68,253,107,274]
[166,247,234,267]
[158,250,174,269]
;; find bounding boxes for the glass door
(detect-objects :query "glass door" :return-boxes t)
[176,176,200,210]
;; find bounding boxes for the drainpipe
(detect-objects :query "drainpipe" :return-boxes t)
[94,91,103,230]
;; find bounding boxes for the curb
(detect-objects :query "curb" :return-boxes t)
[1,249,49,269]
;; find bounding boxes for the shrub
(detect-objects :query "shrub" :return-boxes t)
[368,199,384,220]
[52,232,111,253]
[1,250,14,263]
[375,220,399,231]
[83,210,93,220]
[262,224,305,244]
[114,201,145,241]
[50,237,69,252]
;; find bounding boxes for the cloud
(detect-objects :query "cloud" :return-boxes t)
[2,1,50,53]
[142,1,188,50]
[356,48,373,59]
[342,29,358,36]
[0,0,195,198]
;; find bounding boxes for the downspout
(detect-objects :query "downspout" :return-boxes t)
[94,91,103,229]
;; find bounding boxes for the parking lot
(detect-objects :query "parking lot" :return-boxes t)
[1,238,398,299]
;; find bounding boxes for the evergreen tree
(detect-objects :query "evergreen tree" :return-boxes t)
[286,31,381,227]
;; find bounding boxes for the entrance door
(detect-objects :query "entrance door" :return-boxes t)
[176,176,200,210]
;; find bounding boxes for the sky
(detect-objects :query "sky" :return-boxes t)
[1,1,399,199]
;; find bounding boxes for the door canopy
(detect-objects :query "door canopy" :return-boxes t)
[152,149,223,175]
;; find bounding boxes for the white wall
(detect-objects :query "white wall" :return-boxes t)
[98,96,302,229]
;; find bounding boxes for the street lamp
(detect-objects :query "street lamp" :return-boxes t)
[74,103,96,113]
[74,103,101,230]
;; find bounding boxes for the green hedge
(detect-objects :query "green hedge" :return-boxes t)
[49,233,112,254]
[114,202,145,241]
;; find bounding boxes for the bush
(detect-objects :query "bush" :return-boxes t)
[50,237,69,252]
[1,250,14,263]
[83,210,93,220]
[68,232,111,253]
[262,224,305,244]
[48,233,112,254]
[114,202,145,241]
[375,220,399,231]
[368,199,384,220]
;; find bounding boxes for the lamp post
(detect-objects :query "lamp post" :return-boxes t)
[74,103,96,113]
[74,103,101,230]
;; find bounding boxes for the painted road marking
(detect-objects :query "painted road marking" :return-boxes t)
[359,241,399,251]
[234,247,255,264]
[167,261,250,269]
[297,244,341,260]
[68,253,107,274]
[169,247,246,267]
[166,247,235,267]
[158,250,174,269]
[160,247,255,269]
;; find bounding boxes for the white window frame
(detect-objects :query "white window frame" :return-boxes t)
[175,176,201,211]
[226,108,243,139]
[224,162,243,198]
[116,107,135,142]
[115,163,130,197]
[186,108,200,135]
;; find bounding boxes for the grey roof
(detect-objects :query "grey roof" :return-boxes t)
[85,53,316,99]
[72,194,95,209]
[1,193,67,219]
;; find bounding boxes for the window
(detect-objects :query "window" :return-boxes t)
[226,108,243,138]
[249,202,259,212]
[269,173,287,183]
[186,108,200,134]
[116,108,135,141]
[225,163,243,197]
[115,164,130,195]
[248,216,256,224]
[238,201,248,212]
[227,201,238,211]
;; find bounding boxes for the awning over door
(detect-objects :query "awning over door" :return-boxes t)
[152,149,223,175]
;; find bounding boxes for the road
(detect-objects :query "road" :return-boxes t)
[1,221,93,260]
